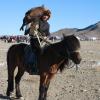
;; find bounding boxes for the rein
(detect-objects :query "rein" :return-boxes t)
[66,49,80,71]
[35,30,52,45]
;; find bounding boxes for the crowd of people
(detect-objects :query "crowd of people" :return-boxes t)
[0,35,29,43]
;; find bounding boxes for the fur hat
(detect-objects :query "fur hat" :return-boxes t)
[42,9,51,20]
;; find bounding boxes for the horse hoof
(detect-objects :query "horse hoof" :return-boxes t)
[9,92,15,98]
[19,97,25,100]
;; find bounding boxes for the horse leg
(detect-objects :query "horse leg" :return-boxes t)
[43,81,50,100]
[44,74,55,100]
[15,68,24,99]
[38,73,54,100]
[38,74,47,100]
[6,65,15,97]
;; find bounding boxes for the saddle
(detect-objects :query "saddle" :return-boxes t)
[24,45,39,75]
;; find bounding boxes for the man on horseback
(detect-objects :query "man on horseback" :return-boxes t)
[20,6,51,75]
[30,10,51,49]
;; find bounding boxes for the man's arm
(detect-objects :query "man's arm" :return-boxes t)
[29,17,40,36]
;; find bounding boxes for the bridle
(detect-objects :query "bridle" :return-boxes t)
[63,46,80,71]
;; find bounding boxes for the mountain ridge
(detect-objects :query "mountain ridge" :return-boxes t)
[52,21,100,40]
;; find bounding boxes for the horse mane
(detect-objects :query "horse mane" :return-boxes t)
[58,59,69,72]
[62,35,80,51]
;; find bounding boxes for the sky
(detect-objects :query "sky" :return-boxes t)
[0,0,100,35]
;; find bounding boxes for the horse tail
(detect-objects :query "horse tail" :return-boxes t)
[7,46,11,70]
[6,45,17,96]
[7,45,16,81]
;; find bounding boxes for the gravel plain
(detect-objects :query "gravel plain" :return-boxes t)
[0,41,100,100]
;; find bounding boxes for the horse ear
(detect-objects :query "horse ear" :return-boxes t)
[62,33,66,38]
[72,33,76,37]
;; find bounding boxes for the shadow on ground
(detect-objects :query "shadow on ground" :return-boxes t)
[0,94,10,99]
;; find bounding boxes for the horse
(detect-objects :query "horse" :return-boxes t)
[6,35,81,100]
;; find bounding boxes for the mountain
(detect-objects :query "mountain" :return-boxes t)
[52,21,100,40]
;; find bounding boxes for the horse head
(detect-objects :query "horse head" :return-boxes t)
[62,34,82,64]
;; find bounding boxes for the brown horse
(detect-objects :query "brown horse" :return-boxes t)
[6,35,81,100]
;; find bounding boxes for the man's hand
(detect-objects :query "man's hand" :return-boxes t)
[43,36,47,40]
[35,24,39,30]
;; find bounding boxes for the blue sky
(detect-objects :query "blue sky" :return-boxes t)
[0,0,100,35]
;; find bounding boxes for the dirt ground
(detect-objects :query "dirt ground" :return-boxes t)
[0,40,100,100]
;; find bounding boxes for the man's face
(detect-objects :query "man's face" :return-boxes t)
[42,15,49,21]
